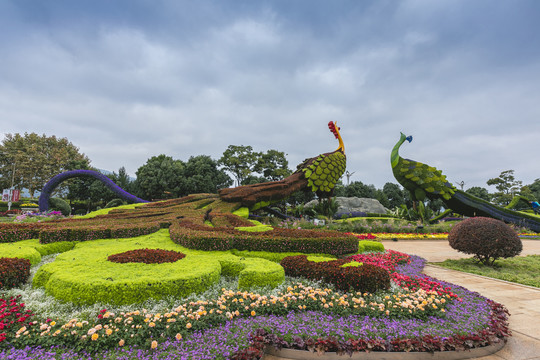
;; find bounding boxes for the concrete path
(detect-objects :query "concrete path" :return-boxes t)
[382,239,540,360]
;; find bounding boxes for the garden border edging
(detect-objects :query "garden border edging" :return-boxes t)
[264,340,506,359]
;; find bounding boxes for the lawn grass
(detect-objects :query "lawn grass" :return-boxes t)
[434,255,540,288]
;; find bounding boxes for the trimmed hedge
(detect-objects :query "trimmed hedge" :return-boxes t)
[280,255,391,293]
[171,221,358,255]
[0,257,31,290]
[231,249,337,263]
[32,230,285,305]
[0,242,42,265]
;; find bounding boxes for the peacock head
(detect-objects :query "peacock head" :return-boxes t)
[328,121,345,153]
[400,132,413,143]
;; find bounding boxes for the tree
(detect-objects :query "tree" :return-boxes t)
[466,186,491,202]
[183,155,232,194]
[336,181,377,199]
[0,133,88,198]
[382,182,406,209]
[134,155,185,200]
[218,145,259,186]
[254,149,291,181]
[486,170,522,205]
[527,179,540,201]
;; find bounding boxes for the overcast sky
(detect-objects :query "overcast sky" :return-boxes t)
[1,0,539,191]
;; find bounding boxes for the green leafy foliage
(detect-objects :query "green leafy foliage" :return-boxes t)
[448,217,523,265]
[0,133,88,197]
[486,170,523,206]
[31,230,284,305]
[48,197,71,216]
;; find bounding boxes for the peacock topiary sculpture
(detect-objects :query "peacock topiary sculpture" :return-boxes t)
[391,132,540,232]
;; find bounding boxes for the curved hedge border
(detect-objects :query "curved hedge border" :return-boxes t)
[32,231,284,305]
[170,221,358,255]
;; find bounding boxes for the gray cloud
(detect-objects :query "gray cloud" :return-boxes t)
[1,0,539,193]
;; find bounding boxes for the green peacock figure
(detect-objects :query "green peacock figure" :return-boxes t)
[391,132,456,204]
[218,121,346,209]
[391,132,540,232]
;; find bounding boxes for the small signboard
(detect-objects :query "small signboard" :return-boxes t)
[11,189,20,202]
[2,189,9,202]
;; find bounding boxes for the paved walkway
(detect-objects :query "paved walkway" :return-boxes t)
[382,239,540,360]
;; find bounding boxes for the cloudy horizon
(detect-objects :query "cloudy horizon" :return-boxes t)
[1,0,539,192]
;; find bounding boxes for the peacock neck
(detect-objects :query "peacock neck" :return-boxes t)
[391,137,406,169]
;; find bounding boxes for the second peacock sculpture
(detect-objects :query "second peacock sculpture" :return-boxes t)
[391,132,540,232]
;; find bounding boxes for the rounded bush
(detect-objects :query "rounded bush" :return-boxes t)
[448,217,522,265]
[105,198,126,208]
[49,197,71,216]
[108,248,186,264]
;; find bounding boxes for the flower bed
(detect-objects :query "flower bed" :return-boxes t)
[0,247,509,359]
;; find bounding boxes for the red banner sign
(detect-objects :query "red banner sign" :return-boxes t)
[11,189,20,202]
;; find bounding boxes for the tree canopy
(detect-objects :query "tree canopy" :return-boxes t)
[134,154,231,200]
[219,145,291,186]
[0,133,88,197]
[486,170,523,205]
[465,186,491,201]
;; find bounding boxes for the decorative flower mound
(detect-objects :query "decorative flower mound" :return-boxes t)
[1,250,510,359]
[280,255,390,293]
[108,248,186,264]
[448,217,522,265]
[0,257,31,290]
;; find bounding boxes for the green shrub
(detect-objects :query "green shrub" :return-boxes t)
[49,197,71,216]
[0,257,31,290]
[448,217,522,265]
[359,240,385,252]
[231,249,336,263]
[0,242,42,265]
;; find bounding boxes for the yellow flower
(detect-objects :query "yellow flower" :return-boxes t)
[91,333,99,341]
[175,333,182,341]
[186,322,192,329]
[119,339,125,346]
[106,329,113,336]
[149,322,156,328]
[151,340,158,349]
[250,310,256,316]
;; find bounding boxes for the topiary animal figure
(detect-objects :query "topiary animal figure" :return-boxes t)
[448,217,522,265]
[219,121,346,209]
[391,132,540,232]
